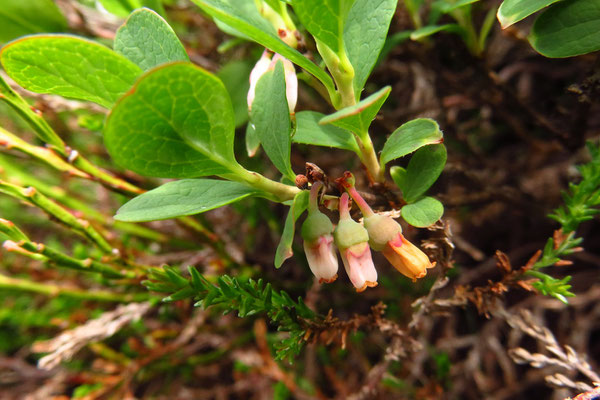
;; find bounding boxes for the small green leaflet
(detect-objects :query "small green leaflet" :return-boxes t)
[114,8,189,71]
[401,197,444,228]
[319,86,390,138]
[529,0,600,58]
[115,179,257,221]
[344,0,397,96]
[97,0,141,17]
[192,0,336,96]
[431,0,480,15]
[380,118,443,165]
[104,62,239,178]
[1,35,142,109]
[391,144,446,203]
[275,190,309,268]
[410,24,463,41]
[292,0,354,55]
[0,0,67,45]
[497,0,562,29]
[294,111,359,152]
[250,61,295,181]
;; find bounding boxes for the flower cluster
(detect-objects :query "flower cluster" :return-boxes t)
[301,175,435,292]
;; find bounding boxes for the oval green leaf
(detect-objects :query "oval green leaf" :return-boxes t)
[380,118,443,165]
[250,61,295,180]
[0,0,67,45]
[401,196,444,228]
[275,190,309,268]
[293,111,358,153]
[192,0,336,95]
[497,0,561,28]
[319,86,390,138]
[115,179,257,221]
[1,35,142,108]
[114,8,189,71]
[344,0,397,95]
[529,0,600,58]
[104,62,238,178]
[293,0,353,55]
[391,144,446,203]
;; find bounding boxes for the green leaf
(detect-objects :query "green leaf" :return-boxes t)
[218,60,253,128]
[497,0,562,28]
[432,0,480,14]
[275,190,309,268]
[104,62,239,178]
[163,287,196,302]
[292,0,354,55]
[250,61,295,180]
[114,8,189,71]
[410,24,464,41]
[391,144,446,203]
[192,0,336,95]
[401,197,444,227]
[115,179,257,221]
[263,0,284,12]
[294,111,358,152]
[344,0,397,95]
[1,35,142,108]
[0,0,67,45]
[529,0,600,58]
[319,86,390,137]
[97,0,143,17]
[380,118,443,165]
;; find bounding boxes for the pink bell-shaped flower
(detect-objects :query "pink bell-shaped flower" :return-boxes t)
[300,182,338,283]
[334,193,377,292]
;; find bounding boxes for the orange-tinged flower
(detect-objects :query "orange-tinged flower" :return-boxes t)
[381,233,435,281]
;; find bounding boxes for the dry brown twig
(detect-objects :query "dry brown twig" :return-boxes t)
[32,302,151,370]
[504,309,600,393]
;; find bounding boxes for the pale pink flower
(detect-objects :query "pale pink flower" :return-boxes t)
[334,193,377,292]
[301,182,338,284]
[247,51,297,113]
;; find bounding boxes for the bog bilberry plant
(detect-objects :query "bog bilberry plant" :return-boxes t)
[0,3,448,280]
[0,1,598,393]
